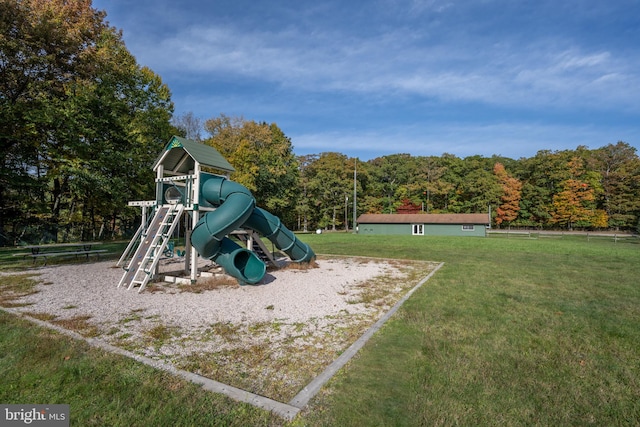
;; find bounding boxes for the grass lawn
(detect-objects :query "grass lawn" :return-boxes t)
[1,233,639,426]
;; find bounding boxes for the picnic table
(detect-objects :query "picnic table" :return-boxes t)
[13,242,108,264]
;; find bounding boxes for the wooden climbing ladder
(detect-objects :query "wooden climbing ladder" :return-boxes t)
[117,204,184,292]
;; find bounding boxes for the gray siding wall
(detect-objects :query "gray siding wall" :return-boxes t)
[425,224,486,237]
[358,223,486,237]
[358,223,408,235]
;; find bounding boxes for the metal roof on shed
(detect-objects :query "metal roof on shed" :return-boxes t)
[153,136,235,175]
[357,213,490,225]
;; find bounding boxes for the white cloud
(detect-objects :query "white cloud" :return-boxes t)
[292,121,639,159]
[142,21,639,114]
[94,0,640,161]
[556,51,610,70]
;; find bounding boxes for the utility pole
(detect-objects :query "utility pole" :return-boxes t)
[353,159,357,233]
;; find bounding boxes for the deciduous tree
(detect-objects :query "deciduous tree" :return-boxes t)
[303,152,355,230]
[414,156,450,213]
[172,111,203,141]
[204,115,300,224]
[588,141,640,229]
[516,150,573,227]
[552,157,607,229]
[493,162,522,227]
[0,0,174,242]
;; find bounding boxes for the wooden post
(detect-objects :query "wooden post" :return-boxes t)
[184,229,191,273]
[190,168,200,284]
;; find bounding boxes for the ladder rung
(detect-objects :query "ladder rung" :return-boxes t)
[119,204,184,293]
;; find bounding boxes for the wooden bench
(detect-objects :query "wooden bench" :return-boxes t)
[12,242,108,265]
[28,249,110,265]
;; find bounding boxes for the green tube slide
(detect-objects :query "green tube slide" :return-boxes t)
[245,207,315,263]
[190,175,315,285]
[191,176,265,285]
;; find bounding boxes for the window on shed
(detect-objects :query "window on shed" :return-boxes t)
[412,224,424,235]
[462,224,475,231]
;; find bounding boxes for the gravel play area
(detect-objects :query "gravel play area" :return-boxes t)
[5,256,439,402]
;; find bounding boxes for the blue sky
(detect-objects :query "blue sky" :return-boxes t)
[92,0,640,160]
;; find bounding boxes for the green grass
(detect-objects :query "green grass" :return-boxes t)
[1,233,639,425]
[0,312,283,426]
[302,233,640,426]
[0,274,41,306]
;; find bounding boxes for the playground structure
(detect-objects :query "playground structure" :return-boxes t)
[117,136,315,292]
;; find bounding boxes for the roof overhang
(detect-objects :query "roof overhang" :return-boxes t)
[357,213,490,225]
[153,136,235,175]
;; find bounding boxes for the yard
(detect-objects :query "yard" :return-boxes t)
[1,233,638,426]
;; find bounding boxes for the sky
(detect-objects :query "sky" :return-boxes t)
[92,0,640,160]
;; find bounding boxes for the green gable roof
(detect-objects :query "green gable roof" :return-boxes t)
[153,136,235,175]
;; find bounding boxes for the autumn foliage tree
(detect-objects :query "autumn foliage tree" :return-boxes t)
[551,157,608,229]
[589,142,640,229]
[493,163,522,227]
[204,115,300,225]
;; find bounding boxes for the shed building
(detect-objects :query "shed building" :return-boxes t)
[357,213,490,237]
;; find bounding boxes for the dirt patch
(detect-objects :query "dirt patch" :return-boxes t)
[2,255,438,401]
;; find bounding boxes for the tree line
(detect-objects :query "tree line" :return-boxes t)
[2,1,639,245]
[194,116,640,234]
[296,142,640,232]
